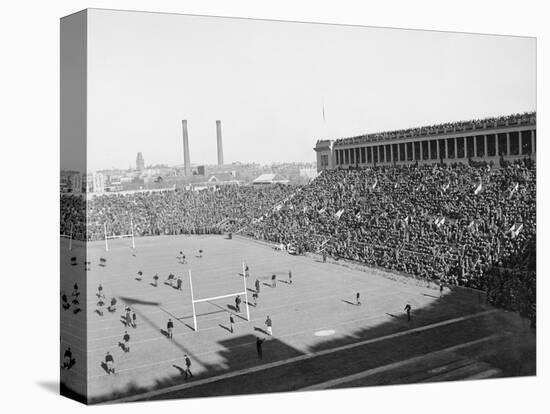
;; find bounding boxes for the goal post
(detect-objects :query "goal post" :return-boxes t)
[103,218,136,252]
[60,222,74,251]
[188,268,250,332]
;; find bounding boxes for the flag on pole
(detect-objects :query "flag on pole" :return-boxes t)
[322,104,326,122]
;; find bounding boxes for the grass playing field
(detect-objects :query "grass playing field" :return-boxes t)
[59,234,535,404]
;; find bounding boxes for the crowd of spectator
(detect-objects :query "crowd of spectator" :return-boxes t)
[61,158,536,321]
[331,112,536,146]
[246,159,536,293]
[61,185,296,241]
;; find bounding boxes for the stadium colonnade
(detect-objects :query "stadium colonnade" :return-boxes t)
[314,112,536,172]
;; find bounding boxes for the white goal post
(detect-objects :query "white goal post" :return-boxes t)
[104,219,136,252]
[60,222,74,251]
[188,263,251,332]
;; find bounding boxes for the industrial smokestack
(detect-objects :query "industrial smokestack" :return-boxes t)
[182,120,191,176]
[216,120,224,166]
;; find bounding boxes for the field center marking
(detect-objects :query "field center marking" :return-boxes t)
[106,309,496,403]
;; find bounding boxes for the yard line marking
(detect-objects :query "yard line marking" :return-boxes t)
[106,309,496,403]
[299,334,502,391]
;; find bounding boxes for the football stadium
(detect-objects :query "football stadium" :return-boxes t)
[60,113,536,404]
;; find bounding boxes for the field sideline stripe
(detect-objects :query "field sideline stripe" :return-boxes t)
[107,309,496,403]
[299,334,502,391]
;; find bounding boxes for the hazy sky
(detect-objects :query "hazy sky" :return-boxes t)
[86,9,536,172]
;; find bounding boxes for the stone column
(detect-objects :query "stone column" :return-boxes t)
[454,138,458,159]
[518,132,523,155]
[484,135,488,157]
[436,140,440,160]
[397,143,401,163]
[506,132,510,156]
[531,130,535,155]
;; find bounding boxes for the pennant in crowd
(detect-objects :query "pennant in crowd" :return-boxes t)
[355,212,361,220]
[434,216,446,228]
[509,223,524,238]
[372,179,378,189]
[442,181,450,192]
[303,206,308,213]
[508,182,519,199]
[274,204,282,212]
[474,181,483,195]
[318,207,326,214]
[335,209,345,219]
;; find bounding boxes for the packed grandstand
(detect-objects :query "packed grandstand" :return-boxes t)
[60,114,536,325]
[331,111,536,145]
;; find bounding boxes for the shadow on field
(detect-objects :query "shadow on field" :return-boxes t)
[89,286,536,404]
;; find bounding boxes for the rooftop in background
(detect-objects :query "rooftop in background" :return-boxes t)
[324,112,536,147]
[252,173,290,185]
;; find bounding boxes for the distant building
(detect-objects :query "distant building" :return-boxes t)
[60,170,80,193]
[299,168,318,180]
[71,173,83,193]
[252,173,289,185]
[136,152,145,171]
[84,173,105,193]
[207,172,239,185]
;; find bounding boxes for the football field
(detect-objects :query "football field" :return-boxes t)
[60,234,535,403]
